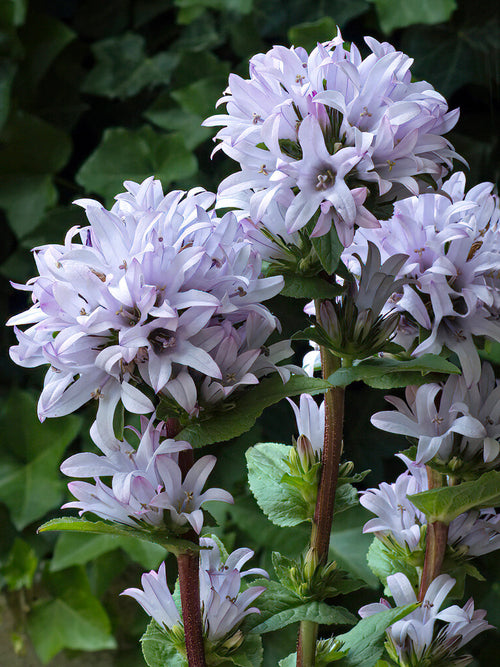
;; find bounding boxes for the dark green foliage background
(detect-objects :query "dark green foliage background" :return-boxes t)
[0,0,498,664]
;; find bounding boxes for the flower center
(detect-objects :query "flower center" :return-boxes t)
[315,169,335,191]
[148,328,177,353]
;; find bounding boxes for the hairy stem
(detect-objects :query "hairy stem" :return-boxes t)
[169,423,207,667]
[418,467,449,601]
[297,300,345,667]
[297,620,318,666]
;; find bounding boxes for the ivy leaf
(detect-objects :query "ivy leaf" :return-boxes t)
[50,532,166,572]
[251,601,356,634]
[409,470,500,524]
[336,605,417,666]
[176,375,331,448]
[1,538,38,591]
[372,0,456,34]
[327,354,459,387]
[246,443,310,527]
[281,274,343,300]
[82,33,179,99]
[27,566,117,663]
[288,17,340,51]
[76,126,197,204]
[0,390,81,530]
[38,517,199,556]
[0,112,72,237]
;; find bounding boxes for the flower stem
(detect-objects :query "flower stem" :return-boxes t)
[418,467,449,601]
[168,419,207,667]
[297,300,345,667]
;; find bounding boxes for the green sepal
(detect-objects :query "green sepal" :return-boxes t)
[408,470,500,523]
[37,517,200,556]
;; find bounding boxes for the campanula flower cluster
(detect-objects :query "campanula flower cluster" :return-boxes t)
[205,30,459,246]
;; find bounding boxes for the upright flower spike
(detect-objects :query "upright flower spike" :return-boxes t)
[359,573,491,666]
[348,172,500,385]
[205,31,459,246]
[122,537,268,651]
[8,178,288,422]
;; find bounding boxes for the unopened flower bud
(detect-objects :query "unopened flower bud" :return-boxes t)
[297,434,316,470]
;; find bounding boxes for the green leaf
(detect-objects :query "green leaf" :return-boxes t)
[310,224,343,275]
[145,103,211,150]
[336,605,417,666]
[329,506,379,588]
[0,113,72,237]
[281,274,343,300]
[1,538,38,591]
[0,0,27,26]
[409,470,500,524]
[50,532,167,571]
[372,0,456,34]
[82,33,179,99]
[367,538,420,593]
[176,375,331,448]
[328,354,459,387]
[38,517,199,556]
[220,634,263,667]
[27,566,117,663]
[76,126,198,204]
[288,17,340,51]
[0,390,81,530]
[252,601,356,634]
[141,620,187,667]
[0,61,16,131]
[247,443,310,527]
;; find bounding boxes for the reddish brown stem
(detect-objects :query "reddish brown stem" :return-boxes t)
[418,467,449,601]
[165,419,206,666]
[177,550,207,667]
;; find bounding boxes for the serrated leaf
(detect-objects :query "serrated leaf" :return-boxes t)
[76,126,197,204]
[141,620,187,667]
[336,604,417,666]
[310,225,343,275]
[27,566,117,663]
[176,375,331,448]
[373,0,456,34]
[38,517,198,556]
[247,443,310,527]
[82,33,179,99]
[366,538,420,593]
[409,470,500,524]
[50,532,166,571]
[328,354,459,387]
[0,390,81,529]
[252,602,356,634]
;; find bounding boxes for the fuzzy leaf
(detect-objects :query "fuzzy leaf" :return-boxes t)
[38,517,198,556]
[409,470,500,523]
[328,354,459,387]
[177,375,331,448]
[247,443,310,527]
[251,601,356,634]
[336,605,417,666]
[141,620,186,667]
